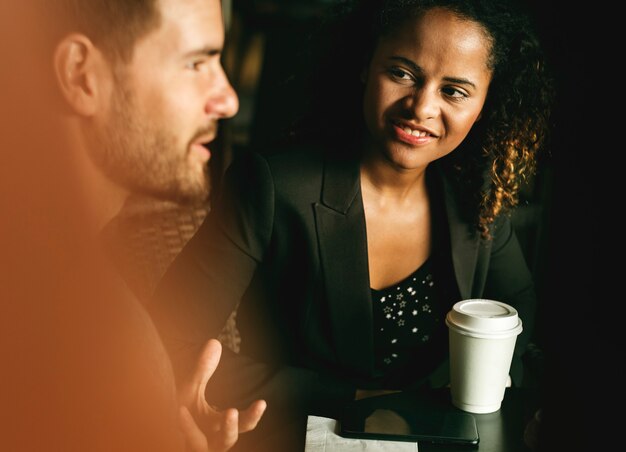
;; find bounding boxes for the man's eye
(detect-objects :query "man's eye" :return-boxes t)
[186,60,205,71]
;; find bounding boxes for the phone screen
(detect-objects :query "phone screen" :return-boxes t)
[338,391,479,447]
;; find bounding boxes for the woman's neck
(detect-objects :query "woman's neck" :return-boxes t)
[360,149,429,205]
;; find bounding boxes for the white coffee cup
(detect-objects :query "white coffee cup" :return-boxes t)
[445,299,523,414]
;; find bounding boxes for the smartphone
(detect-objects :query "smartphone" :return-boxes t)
[338,391,479,447]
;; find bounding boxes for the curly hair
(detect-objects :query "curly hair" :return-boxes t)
[288,0,554,238]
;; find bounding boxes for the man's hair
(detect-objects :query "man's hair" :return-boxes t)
[57,0,161,62]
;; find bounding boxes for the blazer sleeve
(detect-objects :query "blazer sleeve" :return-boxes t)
[149,151,355,417]
[483,214,537,386]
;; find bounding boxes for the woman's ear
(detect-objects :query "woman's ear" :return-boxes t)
[53,34,104,117]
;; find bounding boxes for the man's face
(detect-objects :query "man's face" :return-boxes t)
[96,0,238,203]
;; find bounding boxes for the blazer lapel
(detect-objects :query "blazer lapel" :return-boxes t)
[312,164,482,376]
[441,174,481,299]
[313,157,373,377]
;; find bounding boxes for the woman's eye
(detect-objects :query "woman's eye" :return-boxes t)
[442,86,468,99]
[389,68,412,81]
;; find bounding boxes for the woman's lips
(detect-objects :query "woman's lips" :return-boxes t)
[391,122,437,146]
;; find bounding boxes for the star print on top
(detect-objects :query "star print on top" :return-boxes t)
[371,257,440,374]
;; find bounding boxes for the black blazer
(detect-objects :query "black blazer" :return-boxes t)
[150,146,536,418]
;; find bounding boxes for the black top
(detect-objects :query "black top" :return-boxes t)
[371,258,442,375]
[367,168,457,389]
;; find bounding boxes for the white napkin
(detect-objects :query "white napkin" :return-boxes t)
[305,415,418,452]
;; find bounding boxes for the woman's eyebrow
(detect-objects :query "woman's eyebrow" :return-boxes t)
[388,56,477,89]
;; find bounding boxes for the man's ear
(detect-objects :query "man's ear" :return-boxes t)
[53,34,107,116]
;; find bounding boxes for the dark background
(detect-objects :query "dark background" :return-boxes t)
[524,2,599,451]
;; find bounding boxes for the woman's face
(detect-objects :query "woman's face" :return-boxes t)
[362,7,493,171]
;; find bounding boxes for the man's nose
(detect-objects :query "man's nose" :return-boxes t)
[205,67,239,119]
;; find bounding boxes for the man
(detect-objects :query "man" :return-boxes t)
[9,0,264,450]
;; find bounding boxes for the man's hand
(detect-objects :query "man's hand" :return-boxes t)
[178,339,267,452]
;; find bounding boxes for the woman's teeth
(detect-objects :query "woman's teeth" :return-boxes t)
[403,127,428,137]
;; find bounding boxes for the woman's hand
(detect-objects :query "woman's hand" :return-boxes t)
[178,339,267,452]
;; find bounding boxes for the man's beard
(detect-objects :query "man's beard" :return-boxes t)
[93,83,211,205]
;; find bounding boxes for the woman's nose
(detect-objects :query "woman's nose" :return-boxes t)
[408,87,439,121]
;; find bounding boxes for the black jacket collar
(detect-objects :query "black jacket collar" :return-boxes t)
[314,155,481,377]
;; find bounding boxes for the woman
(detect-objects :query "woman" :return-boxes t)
[150,0,553,443]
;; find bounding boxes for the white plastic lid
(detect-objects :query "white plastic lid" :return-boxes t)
[445,299,522,338]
